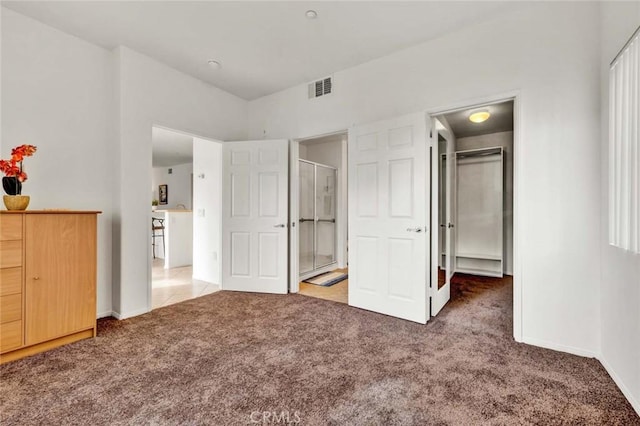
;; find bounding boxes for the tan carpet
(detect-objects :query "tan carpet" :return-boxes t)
[0,275,638,425]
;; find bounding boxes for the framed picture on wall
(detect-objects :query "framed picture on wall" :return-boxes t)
[159,184,168,205]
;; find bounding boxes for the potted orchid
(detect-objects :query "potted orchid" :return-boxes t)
[0,144,37,210]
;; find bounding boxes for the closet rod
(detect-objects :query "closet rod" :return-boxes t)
[611,24,640,66]
[456,150,502,159]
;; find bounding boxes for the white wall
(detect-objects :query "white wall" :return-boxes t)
[114,46,248,318]
[303,140,342,169]
[1,8,114,317]
[456,131,513,275]
[599,1,640,415]
[192,137,222,285]
[249,3,602,355]
[152,162,192,209]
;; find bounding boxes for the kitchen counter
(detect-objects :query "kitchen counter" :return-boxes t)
[152,210,193,269]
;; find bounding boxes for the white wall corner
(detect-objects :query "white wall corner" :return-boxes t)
[521,336,598,359]
[598,355,640,416]
[110,307,151,320]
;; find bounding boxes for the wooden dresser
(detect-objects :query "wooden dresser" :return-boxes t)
[0,211,100,363]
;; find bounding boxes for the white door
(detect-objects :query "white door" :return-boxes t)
[430,118,455,315]
[348,113,429,323]
[222,139,289,294]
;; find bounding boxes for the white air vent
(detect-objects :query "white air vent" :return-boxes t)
[308,76,333,99]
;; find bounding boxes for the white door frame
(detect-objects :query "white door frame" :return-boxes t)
[289,140,300,293]
[289,131,348,293]
[429,116,455,316]
[426,90,522,342]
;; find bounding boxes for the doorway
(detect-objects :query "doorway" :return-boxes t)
[150,126,221,309]
[430,99,515,320]
[291,132,349,304]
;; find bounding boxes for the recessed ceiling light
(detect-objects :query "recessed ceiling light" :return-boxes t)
[305,10,318,19]
[469,110,490,123]
[207,60,221,70]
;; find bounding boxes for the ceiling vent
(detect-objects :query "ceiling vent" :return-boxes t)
[308,77,332,99]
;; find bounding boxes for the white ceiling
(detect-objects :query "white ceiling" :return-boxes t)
[441,100,513,139]
[2,1,529,100]
[152,127,193,167]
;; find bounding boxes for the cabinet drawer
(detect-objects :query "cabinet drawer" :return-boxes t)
[0,215,22,241]
[0,267,21,296]
[0,240,22,268]
[0,320,22,352]
[0,294,21,323]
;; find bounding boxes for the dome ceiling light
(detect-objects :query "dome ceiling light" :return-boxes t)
[469,109,490,123]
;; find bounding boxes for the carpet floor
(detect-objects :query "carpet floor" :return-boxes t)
[1,274,638,425]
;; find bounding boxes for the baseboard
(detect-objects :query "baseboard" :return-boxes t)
[111,307,150,320]
[598,355,640,416]
[522,336,597,358]
[97,310,114,319]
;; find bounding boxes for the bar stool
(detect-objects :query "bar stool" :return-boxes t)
[152,218,165,259]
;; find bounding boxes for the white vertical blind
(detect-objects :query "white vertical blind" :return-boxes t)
[609,28,640,253]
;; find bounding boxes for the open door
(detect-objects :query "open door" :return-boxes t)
[430,117,455,315]
[222,139,289,294]
[348,113,429,323]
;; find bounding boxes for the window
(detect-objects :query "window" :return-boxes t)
[609,27,640,253]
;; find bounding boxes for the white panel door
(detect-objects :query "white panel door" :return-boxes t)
[222,139,289,294]
[348,113,429,323]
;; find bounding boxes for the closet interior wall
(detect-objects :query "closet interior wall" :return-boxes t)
[455,147,505,277]
[455,131,514,275]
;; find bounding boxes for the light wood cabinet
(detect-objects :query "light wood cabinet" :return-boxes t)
[0,211,100,363]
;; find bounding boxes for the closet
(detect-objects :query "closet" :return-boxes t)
[299,160,337,277]
[455,147,504,277]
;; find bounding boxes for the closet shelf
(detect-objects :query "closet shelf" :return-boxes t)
[456,267,503,278]
[456,253,502,261]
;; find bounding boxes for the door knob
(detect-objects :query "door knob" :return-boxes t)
[274,224,286,228]
[447,223,455,228]
[33,276,40,280]
[406,227,423,233]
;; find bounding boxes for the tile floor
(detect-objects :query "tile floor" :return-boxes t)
[152,258,220,309]
[298,268,348,304]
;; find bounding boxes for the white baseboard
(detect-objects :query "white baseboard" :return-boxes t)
[522,336,597,358]
[598,355,640,417]
[111,307,150,320]
[97,311,114,319]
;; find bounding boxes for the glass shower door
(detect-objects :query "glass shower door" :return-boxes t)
[315,165,336,268]
[299,161,315,274]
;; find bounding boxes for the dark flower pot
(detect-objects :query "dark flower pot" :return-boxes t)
[2,176,21,196]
